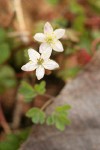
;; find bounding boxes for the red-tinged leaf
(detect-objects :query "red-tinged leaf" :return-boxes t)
[77,49,92,65]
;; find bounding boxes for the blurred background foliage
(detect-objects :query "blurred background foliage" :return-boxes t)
[0,0,100,92]
[0,0,100,148]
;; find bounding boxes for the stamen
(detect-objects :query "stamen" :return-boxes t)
[37,58,44,65]
[46,37,53,44]
[45,34,56,44]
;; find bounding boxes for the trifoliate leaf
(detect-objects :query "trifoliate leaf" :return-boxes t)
[46,105,71,131]
[34,81,46,95]
[26,108,46,124]
[54,114,71,131]
[19,81,37,102]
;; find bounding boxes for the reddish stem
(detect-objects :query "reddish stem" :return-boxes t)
[0,103,11,134]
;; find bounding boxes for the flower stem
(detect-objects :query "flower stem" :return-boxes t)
[41,94,55,111]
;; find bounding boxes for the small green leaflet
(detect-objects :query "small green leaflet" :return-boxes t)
[19,81,37,102]
[26,108,46,124]
[46,105,71,131]
[34,81,46,95]
[19,81,46,102]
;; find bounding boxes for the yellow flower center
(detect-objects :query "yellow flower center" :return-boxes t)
[37,58,44,65]
[45,34,56,44]
[46,37,53,44]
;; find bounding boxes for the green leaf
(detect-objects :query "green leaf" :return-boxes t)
[91,29,100,39]
[46,105,71,131]
[55,116,65,131]
[17,128,31,142]
[54,114,71,131]
[46,115,54,125]
[56,105,71,113]
[0,43,10,64]
[34,81,46,95]
[64,47,77,55]
[79,31,91,54]
[88,0,100,14]
[46,0,60,5]
[14,49,28,68]
[26,108,46,124]
[0,28,7,43]
[52,17,68,28]
[57,67,81,81]
[73,15,85,32]
[69,1,85,32]
[0,128,30,150]
[69,0,84,14]
[0,65,16,93]
[19,81,46,102]
[0,135,19,150]
[19,81,37,102]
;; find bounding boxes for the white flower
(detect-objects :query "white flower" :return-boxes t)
[34,22,65,53]
[21,48,59,80]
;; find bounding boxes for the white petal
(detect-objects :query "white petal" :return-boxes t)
[39,43,52,59]
[39,43,52,53]
[21,61,37,71]
[52,40,64,52]
[28,48,40,62]
[43,59,59,70]
[54,29,65,39]
[34,33,45,42]
[36,66,45,80]
[41,49,52,60]
[44,22,53,34]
